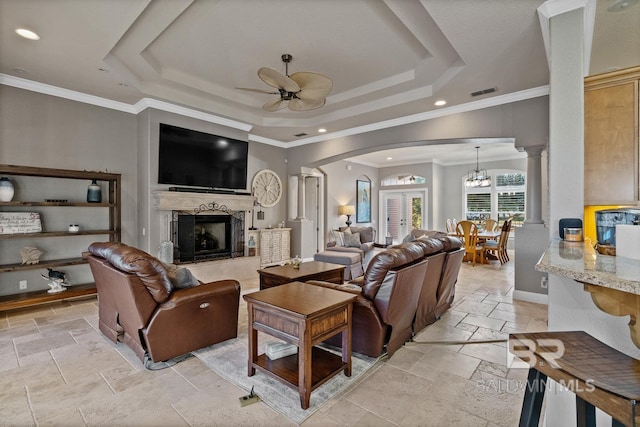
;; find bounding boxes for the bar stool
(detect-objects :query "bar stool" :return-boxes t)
[510,331,640,427]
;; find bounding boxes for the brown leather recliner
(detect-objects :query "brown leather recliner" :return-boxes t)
[87,242,240,364]
[413,236,464,333]
[309,242,428,358]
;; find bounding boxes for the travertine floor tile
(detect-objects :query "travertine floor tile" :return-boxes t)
[0,259,546,426]
[344,364,434,424]
[411,346,481,379]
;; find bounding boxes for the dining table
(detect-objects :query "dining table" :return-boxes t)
[448,229,502,263]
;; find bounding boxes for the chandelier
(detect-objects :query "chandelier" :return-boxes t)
[465,146,491,187]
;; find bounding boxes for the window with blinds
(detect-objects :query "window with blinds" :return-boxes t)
[464,171,526,225]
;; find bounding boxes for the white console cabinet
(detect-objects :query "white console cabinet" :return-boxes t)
[247,228,291,267]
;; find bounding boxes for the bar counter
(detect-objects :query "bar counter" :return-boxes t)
[536,239,640,296]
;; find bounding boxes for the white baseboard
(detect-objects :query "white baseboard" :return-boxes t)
[513,290,548,305]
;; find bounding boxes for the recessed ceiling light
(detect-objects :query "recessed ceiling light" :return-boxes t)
[608,0,638,12]
[318,128,327,133]
[386,157,393,160]
[434,100,447,106]
[15,28,40,40]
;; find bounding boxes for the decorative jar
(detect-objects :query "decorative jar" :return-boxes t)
[87,179,102,203]
[0,177,15,202]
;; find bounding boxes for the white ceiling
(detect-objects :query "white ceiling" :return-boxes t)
[1,0,638,166]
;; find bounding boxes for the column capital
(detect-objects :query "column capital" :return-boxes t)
[521,145,546,157]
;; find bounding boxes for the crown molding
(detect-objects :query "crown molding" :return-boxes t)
[287,85,550,147]
[133,98,252,132]
[0,73,252,133]
[1,73,549,148]
[0,73,136,113]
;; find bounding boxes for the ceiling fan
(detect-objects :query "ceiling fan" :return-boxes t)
[237,54,333,112]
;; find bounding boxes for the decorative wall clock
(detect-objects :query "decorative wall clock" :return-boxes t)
[252,169,282,207]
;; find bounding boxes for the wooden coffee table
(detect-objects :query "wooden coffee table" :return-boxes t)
[257,261,345,290]
[243,281,357,409]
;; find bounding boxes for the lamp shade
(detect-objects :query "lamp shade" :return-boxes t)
[339,205,355,216]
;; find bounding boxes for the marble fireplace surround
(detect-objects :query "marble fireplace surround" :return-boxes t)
[152,191,260,282]
[153,191,256,213]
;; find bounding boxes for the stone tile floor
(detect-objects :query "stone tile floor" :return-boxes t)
[0,252,547,426]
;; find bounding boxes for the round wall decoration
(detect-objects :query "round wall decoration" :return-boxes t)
[252,169,282,207]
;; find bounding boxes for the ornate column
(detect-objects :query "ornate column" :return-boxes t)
[296,174,308,220]
[524,145,545,225]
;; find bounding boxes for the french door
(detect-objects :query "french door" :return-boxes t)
[380,190,426,244]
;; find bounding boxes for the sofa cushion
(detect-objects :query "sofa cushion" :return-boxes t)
[403,229,447,243]
[88,242,174,303]
[438,236,463,251]
[330,230,345,246]
[414,236,445,256]
[343,232,362,247]
[164,263,200,289]
[339,226,374,244]
[361,248,410,300]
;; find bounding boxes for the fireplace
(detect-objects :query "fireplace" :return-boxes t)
[173,213,245,263]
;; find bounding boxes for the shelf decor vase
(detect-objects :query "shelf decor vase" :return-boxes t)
[86,179,102,203]
[0,177,15,202]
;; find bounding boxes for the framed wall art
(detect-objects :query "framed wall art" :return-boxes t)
[356,180,371,223]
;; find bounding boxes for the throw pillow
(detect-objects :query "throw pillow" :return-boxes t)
[331,230,345,247]
[344,232,362,248]
[164,263,200,289]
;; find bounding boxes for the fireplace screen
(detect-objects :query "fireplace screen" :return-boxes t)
[174,212,244,263]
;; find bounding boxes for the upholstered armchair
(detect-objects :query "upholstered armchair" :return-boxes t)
[326,226,376,265]
[87,242,240,365]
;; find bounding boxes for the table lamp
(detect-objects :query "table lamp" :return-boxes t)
[339,205,356,226]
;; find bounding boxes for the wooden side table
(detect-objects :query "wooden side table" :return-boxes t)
[243,281,357,409]
[257,261,344,290]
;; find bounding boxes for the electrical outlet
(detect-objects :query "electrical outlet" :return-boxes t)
[19,280,27,290]
[541,276,548,289]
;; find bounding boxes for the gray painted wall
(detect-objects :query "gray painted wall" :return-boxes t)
[320,160,379,239]
[0,85,138,295]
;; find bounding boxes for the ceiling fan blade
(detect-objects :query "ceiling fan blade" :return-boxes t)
[288,98,325,111]
[235,87,279,94]
[258,67,300,92]
[290,72,333,101]
[263,98,289,112]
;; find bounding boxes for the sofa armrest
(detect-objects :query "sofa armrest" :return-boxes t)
[361,242,374,252]
[144,279,241,362]
[162,279,240,307]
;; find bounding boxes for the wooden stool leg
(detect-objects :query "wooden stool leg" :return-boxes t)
[576,396,596,427]
[519,368,547,427]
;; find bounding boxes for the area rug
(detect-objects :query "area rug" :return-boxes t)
[193,304,378,425]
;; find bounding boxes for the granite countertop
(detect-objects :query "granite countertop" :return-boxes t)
[536,239,640,296]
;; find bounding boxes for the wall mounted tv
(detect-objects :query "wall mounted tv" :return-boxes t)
[158,123,248,190]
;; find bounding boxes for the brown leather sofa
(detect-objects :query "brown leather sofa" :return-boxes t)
[308,235,463,358]
[87,242,240,364]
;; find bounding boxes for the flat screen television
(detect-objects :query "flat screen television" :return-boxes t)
[158,123,248,190]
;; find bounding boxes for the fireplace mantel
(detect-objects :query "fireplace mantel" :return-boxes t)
[153,191,256,212]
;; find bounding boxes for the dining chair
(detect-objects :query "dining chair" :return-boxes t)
[455,220,484,266]
[484,219,512,264]
[446,218,455,233]
[481,219,498,233]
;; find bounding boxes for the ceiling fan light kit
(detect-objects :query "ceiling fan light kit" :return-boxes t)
[238,54,332,112]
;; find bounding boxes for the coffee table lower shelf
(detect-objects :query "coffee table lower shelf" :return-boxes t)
[254,346,347,392]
